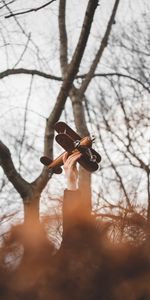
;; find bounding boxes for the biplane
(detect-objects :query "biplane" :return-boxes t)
[40,122,101,174]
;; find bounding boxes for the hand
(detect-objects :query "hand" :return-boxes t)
[63,152,81,190]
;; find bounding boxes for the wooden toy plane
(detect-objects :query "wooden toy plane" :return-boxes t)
[40,122,101,174]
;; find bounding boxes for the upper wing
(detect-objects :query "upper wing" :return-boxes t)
[54,122,82,141]
[55,133,75,152]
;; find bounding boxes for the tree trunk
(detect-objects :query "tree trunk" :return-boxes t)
[23,194,40,225]
[69,88,92,214]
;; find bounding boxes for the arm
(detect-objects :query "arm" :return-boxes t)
[62,152,82,235]
[62,153,94,245]
[63,152,81,190]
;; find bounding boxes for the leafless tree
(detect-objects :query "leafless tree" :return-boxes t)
[0,0,149,244]
[0,0,120,227]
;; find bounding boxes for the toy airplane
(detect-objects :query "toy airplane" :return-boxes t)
[40,121,101,174]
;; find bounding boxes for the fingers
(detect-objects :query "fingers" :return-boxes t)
[63,152,81,168]
[65,152,81,166]
[63,152,81,190]
[62,152,69,164]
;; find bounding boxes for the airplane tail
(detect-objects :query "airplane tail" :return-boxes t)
[40,156,62,174]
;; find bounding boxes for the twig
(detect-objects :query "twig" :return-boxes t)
[5,0,56,18]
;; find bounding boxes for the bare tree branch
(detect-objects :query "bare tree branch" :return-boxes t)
[18,76,33,172]
[99,127,133,210]
[96,212,148,230]
[13,33,31,68]
[59,0,68,76]
[1,69,149,93]
[0,140,32,200]
[79,0,120,95]
[0,210,19,224]
[92,72,150,93]
[2,0,48,67]
[0,0,14,10]
[147,172,150,222]
[0,68,62,81]
[5,0,56,18]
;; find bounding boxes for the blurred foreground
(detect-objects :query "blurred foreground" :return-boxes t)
[0,215,150,300]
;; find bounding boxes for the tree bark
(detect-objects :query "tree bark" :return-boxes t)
[0,140,46,224]
[24,193,40,225]
[69,88,92,213]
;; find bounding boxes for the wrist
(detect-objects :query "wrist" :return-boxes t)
[67,180,77,191]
